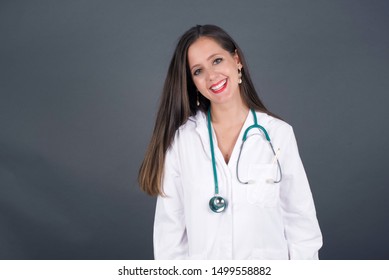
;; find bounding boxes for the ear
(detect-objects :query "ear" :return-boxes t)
[234,49,242,68]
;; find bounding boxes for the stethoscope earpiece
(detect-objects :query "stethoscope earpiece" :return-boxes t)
[209,196,227,213]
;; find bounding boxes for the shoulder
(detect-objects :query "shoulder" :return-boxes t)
[256,111,293,136]
[184,110,207,129]
[254,111,297,151]
[169,110,206,147]
[176,110,207,135]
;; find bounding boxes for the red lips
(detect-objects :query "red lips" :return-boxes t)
[210,79,227,94]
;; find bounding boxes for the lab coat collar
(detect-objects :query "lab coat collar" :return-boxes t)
[189,109,265,163]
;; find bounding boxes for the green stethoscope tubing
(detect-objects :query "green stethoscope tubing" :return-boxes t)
[207,109,226,213]
[207,108,283,213]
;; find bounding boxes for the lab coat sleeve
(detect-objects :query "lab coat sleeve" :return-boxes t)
[153,140,188,259]
[279,127,323,259]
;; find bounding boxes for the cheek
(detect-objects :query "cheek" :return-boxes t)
[193,78,206,90]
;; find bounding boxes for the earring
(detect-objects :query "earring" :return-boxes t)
[238,68,242,84]
[196,91,200,106]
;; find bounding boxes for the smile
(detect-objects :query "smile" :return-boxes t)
[210,79,227,93]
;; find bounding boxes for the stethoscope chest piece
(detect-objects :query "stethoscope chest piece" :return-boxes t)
[209,196,227,213]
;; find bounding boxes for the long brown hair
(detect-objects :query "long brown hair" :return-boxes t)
[138,24,274,196]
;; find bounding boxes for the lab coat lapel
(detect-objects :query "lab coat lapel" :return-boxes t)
[224,109,252,168]
[192,111,212,161]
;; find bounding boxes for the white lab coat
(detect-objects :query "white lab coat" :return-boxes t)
[153,110,322,259]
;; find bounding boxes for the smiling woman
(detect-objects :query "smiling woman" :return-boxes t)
[188,37,242,107]
[138,24,322,260]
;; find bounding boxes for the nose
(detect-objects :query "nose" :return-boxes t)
[206,68,217,81]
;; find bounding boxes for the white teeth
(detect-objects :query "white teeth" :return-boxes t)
[211,79,226,91]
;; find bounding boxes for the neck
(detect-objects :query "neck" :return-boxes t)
[210,100,249,126]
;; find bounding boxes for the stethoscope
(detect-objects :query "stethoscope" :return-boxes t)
[207,108,283,213]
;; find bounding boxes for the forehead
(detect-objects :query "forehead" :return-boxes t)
[187,37,228,66]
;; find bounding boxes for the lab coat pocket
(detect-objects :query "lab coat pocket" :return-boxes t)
[246,164,279,207]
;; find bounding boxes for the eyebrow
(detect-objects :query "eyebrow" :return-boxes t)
[190,53,222,71]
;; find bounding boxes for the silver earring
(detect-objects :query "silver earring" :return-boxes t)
[196,91,200,106]
[238,68,242,84]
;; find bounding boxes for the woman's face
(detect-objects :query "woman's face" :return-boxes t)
[187,37,242,107]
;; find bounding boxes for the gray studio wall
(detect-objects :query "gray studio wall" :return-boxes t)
[1,0,388,259]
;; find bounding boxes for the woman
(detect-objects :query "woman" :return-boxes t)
[138,24,322,259]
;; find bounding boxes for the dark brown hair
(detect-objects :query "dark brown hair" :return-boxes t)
[138,24,273,196]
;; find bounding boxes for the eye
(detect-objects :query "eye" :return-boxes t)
[213,57,223,65]
[193,69,201,76]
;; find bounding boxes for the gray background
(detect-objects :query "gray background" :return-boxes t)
[1,0,388,259]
